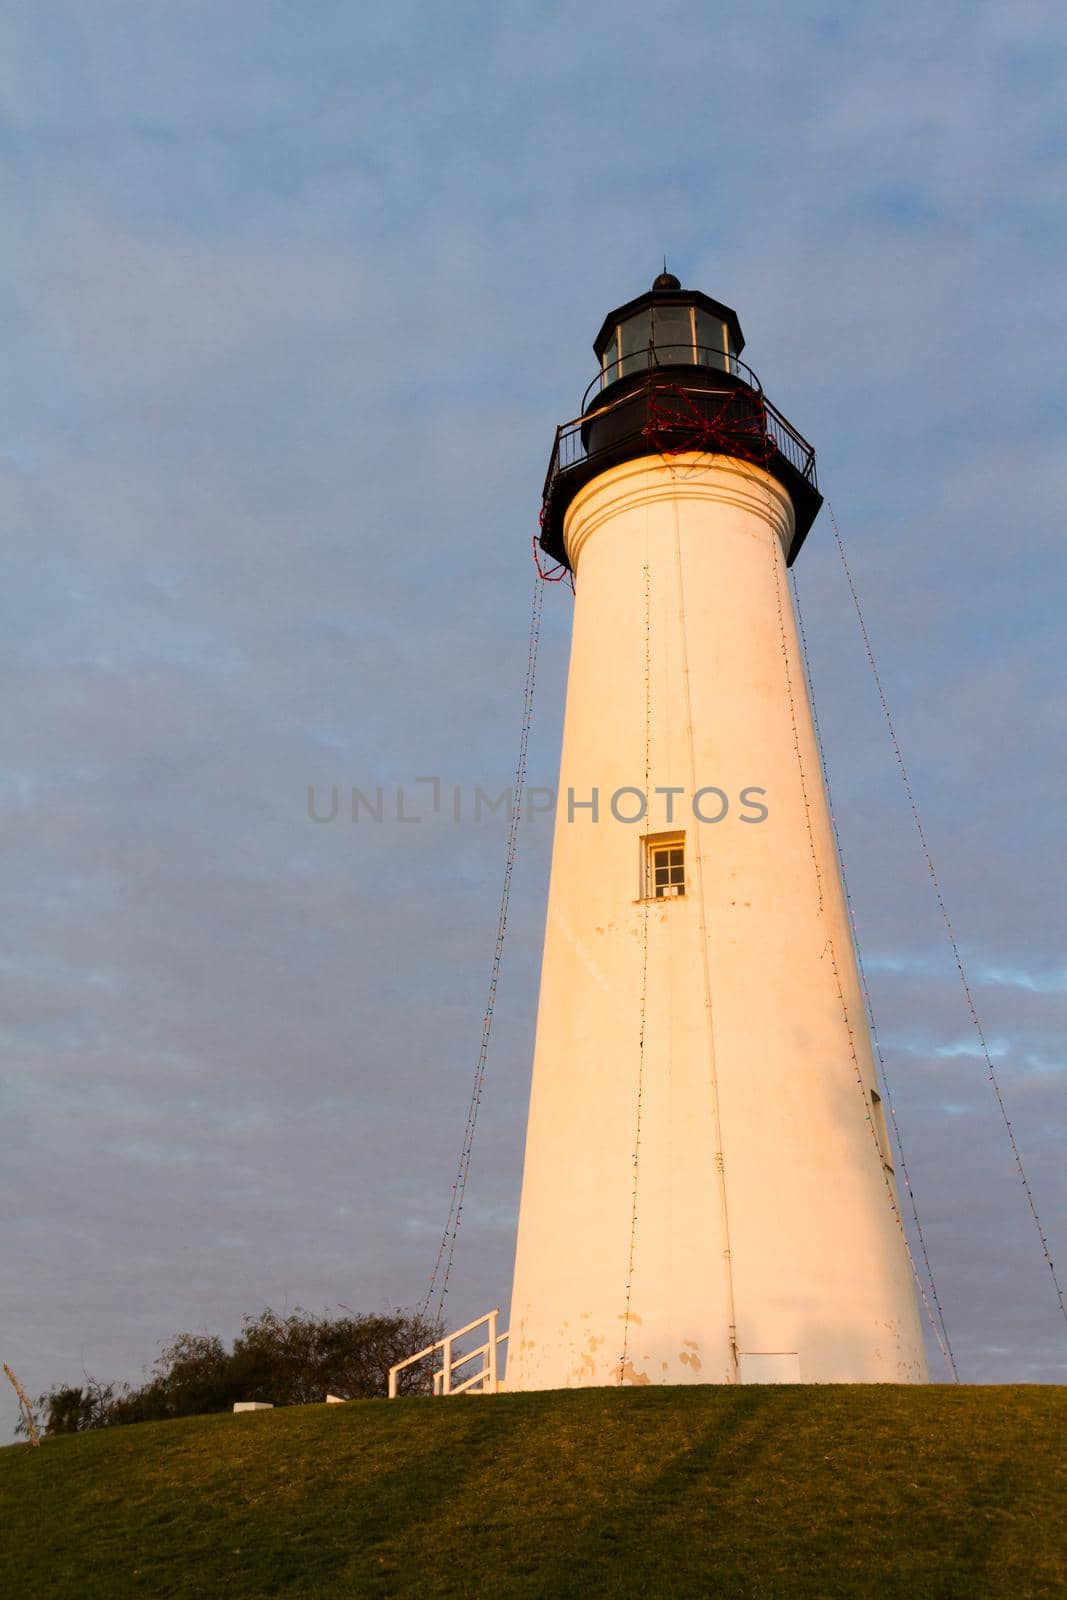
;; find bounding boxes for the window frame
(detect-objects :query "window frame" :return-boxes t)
[641,830,687,902]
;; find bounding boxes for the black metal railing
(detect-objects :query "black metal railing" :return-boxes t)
[582,343,753,412]
[764,396,818,481]
[544,366,817,509]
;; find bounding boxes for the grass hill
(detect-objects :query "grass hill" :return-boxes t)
[2,1385,1065,1598]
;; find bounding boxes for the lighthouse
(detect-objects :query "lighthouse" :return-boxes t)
[506,275,929,1388]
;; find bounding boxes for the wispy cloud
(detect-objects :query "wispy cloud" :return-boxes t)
[866,950,1067,997]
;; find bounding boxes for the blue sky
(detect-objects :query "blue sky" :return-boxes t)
[2,0,1065,1430]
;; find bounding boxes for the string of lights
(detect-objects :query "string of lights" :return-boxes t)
[420,567,545,1328]
[532,528,575,592]
[668,478,739,1372]
[767,496,956,1374]
[620,554,652,1383]
[826,500,1067,1333]
[791,569,958,1380]
[642,382,773,467]
[770,535,824,914]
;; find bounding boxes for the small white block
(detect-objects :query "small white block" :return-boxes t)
[232,1401,274,1412]
[325,1393,347,1404]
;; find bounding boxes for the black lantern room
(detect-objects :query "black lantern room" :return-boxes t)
[539,274,822,570]
[595,271,744,384]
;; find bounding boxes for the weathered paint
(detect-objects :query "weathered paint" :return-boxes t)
[506,454,929,1389]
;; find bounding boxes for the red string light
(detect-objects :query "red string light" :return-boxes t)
[642,382,773,467]
[532,531,575,592]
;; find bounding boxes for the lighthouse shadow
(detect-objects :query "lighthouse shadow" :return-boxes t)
[525,1384,1035,1599]
[533,1384,793,1596]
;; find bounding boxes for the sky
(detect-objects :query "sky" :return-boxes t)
[2,1,1065,1433]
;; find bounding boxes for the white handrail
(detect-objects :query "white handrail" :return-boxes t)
[388,1308,509,1398]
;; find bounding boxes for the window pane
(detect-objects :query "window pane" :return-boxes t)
[649,837,685,899]
[695,310,727,372]
[601,330,619,384]
[652,304,693,365]
[619,312,652,377]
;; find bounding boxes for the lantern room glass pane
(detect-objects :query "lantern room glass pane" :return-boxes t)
[601,329,619,382]
[695,310,728,371]
[618,311,652,377]
[652,304,694,364]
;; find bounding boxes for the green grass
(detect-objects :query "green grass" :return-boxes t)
[2,1386,1065,1599]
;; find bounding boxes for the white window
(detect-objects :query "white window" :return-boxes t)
[645,833,685,899]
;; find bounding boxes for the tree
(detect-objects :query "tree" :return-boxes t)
[108,1334,232,1424]
[25,1378,123,1437]
[230,1307,437,1403]
[27,1306,436,1434]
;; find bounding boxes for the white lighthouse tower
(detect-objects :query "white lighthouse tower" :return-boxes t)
[506,275,928,1388]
